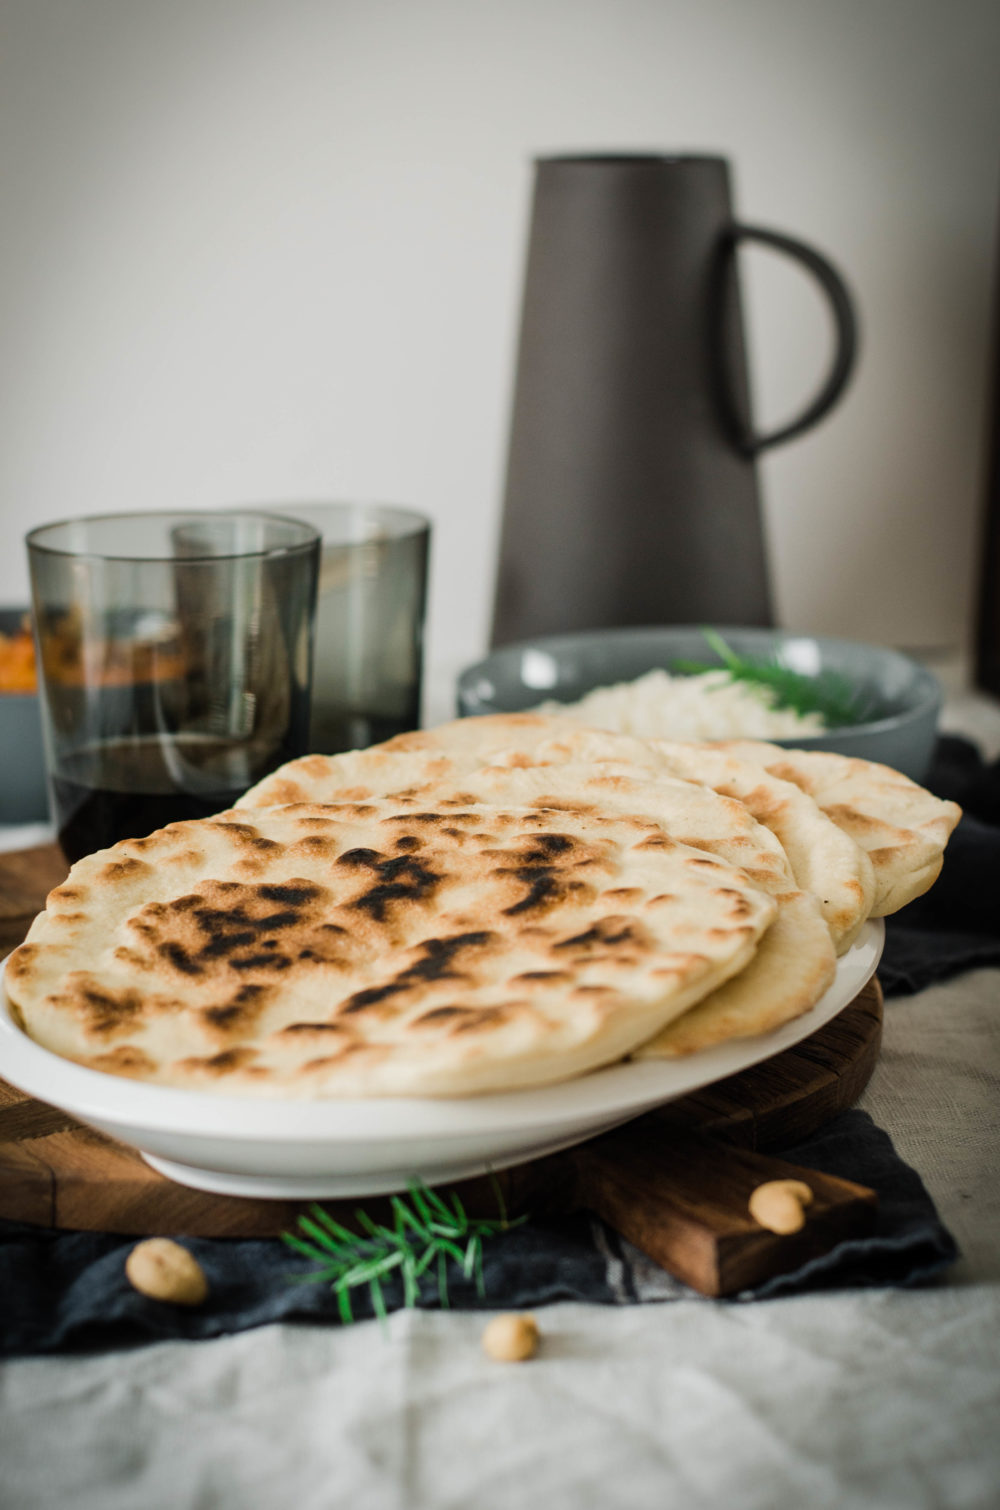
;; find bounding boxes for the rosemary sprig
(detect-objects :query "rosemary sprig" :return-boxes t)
[282,1177,526,1325]
[673,627,872,728]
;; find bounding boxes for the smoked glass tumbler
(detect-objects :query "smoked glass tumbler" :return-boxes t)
[273,503,431,754]
[26,511,320,862]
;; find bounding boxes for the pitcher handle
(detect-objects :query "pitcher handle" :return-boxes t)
[719,223,859,456]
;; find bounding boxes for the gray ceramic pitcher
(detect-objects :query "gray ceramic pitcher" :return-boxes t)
[490,154,857,646]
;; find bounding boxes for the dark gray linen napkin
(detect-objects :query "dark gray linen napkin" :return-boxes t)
[879,735,1000,994]
[0,1108,958,1357]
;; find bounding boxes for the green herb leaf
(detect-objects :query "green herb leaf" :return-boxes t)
[283,1176,525,1326]
[673,628,873,727]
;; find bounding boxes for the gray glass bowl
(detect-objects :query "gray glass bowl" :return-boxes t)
[0,608,49,823]
[456,626,943,783]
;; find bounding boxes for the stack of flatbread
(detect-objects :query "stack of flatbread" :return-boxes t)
[6,713,961,1098]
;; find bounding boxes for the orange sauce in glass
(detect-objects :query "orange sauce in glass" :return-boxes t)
[0,619,37,693]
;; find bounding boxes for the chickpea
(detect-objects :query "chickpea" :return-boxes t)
[125,1238,209,1306]
[748,1179,815,1235]
[481,1313,540,1362]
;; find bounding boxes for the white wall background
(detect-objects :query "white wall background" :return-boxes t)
[1,0,998,691]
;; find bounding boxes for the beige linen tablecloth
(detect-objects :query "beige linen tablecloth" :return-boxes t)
[3,669,999,1509]
[0,965,997,1510]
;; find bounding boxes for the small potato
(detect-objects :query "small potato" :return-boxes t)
[748,1179,815,1235]
[125,1238,209,1306]
[481,1313,540,1362]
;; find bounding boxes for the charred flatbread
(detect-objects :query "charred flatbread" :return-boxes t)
[242,754,838,1053]
[7,800,775,1097]
[634,888,836,1057]
[709,740,962,915]
[378,761,837,1053]
[240,726,876,952]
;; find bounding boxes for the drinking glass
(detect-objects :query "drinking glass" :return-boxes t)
[272,503,431,753]
[26,511,320,862]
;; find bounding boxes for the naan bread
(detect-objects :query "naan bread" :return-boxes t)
[243,725,876,953]
[491,732,874,953]
[634,888,836,1057]
[7,800,775,1097]
[644,742,876,953]
[400,763,836,1052]
[710,741,962,915]
[235,714,593,808]
[240,754,836,1053]
[366,712,588,761]
[236,746,506,809]
[246,757,796,894]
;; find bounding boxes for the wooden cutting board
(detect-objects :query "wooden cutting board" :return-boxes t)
[0,845,883,1296]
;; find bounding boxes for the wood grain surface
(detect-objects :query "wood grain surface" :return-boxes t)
[0,843,883,1295]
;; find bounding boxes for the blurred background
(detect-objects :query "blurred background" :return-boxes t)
[1,0,998,705]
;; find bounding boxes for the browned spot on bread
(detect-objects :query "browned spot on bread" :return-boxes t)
[650,954,705,978]
[378,729,440,752]
[548,916,648,971]
[392,809,480,827]
[267,780,310,804]
[514,924,558,945]
[485,830,603,918]
[84,1045,157,1077]
[635,834,674,851]
[279,1021,347,1036]
[414,1005,508,1032]
[98,858,150,883]
[299,755,338,778]
[553,916,645,953]
[280,802,377,821]
[336,847,443,921]
[5,945,39,980]
[527,797,593,815]
[337,931,497,1016]
[765,761,812,792]
[48,886,83,904]
[121,878,350,981]
[70,983,148,1040]
[199,983,273,1041]
[299,1040,382,1070]
[501,870,584,916]
[174,1047,262,1076]
[711,888,757,916]
[825,803,900,842]
[514,970,572,983]
[288,834,340,857]
[733,782,782,821]
[113,946,151,969]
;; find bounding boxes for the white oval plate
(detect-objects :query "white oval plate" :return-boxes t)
[0,921,883,1197]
